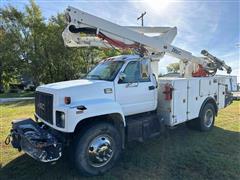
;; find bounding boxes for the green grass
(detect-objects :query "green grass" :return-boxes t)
[0,101,239,179]
[0,91,34,98]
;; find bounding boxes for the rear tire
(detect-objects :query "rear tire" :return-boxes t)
[186,103,215,131]
[72,122,122,176]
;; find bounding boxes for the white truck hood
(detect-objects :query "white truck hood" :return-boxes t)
[36,79,115,105]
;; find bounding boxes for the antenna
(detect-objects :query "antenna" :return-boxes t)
[137,12,146,27]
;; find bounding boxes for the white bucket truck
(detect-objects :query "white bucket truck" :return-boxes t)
[6,7,233,176]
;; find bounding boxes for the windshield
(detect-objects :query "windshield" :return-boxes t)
[86,61,124,81]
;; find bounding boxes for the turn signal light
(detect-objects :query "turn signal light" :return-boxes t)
[64,97,71,104]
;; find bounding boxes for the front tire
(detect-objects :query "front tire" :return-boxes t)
[73,122,122,176]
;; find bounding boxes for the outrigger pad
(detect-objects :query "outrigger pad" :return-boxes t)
[10,118,62,162]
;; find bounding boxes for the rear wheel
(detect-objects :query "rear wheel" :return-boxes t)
[72,122,122,176]
[186,103,215,131]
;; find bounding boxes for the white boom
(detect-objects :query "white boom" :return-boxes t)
[62,6,232,77]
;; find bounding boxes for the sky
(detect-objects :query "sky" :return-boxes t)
[1,0,240,78]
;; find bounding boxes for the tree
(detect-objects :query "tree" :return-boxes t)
[0,6,28,90]
[0,0,125,91]
[24,0,49,86]
[166,62,180,73]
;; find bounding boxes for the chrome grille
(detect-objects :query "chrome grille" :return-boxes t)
[35,91,53,124]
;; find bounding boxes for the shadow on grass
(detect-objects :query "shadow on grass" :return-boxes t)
[1,125,240,180]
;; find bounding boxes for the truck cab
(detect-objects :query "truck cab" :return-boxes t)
[35,55,157,133]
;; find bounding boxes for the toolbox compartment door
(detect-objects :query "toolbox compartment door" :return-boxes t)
[172,80,188,125]
[218,78,226,109]
[199,78,218,96]
[187,79,201,120]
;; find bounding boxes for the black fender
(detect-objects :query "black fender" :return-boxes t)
[199,97,218,117]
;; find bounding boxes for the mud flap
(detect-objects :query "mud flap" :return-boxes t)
[8,118,62,162]
[225,92,233,107]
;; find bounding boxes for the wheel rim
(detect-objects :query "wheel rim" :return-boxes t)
[204,109,213,128]
[87,135,114,167]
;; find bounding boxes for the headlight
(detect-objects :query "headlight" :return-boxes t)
[56,111,65,128]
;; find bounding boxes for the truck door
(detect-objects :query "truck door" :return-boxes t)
[115,60,157,116]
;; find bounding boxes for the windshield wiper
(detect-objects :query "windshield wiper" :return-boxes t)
[87,75,103,80]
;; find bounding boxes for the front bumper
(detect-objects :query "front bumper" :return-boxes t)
[7,118,62,162]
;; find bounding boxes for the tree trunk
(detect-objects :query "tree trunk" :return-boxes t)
[0,61,4,93]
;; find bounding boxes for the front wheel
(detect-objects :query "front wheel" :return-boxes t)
[73,122,122,176]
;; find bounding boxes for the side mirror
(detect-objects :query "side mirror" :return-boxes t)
[119,72,126,81]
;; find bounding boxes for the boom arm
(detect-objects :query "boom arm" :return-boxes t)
[62,6,232,77]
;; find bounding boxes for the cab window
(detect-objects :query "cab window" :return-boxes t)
[121,61,139,83]
[119,60,150,83]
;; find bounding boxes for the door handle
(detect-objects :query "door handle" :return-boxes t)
[148,85,155,90]
[126,82,138,88]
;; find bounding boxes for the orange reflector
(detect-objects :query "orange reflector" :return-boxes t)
[64,97,71,104]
